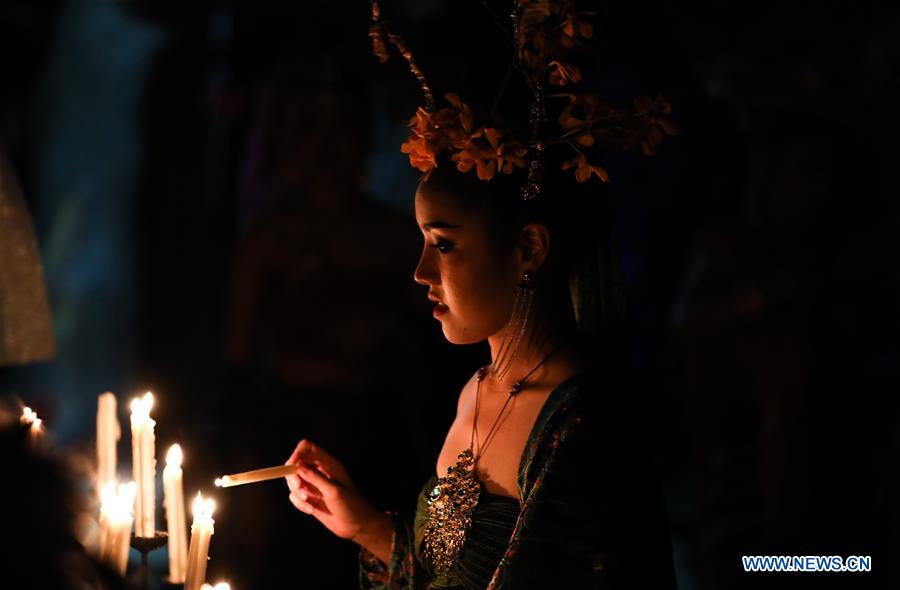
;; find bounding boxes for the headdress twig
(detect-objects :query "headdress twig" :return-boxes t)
[369,2,435,112]
[369,0,681,196]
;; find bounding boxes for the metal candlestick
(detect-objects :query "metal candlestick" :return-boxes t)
[130,532,168,590]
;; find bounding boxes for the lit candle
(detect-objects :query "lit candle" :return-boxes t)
[97,481,116,561]
[96,393,120,493]
[200,583,231,590]
[164,444,188,583]
[99,481,136,576]
[20,406,43,441]
[130,392,156,537]
[184,493,216,590]
[214,464,299,488]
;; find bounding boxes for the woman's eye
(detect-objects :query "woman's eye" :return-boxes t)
[430,239,455,254]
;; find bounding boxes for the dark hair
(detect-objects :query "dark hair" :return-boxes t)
[420,158,625,347]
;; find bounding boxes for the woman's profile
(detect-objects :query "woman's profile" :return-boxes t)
[284,2,679,588]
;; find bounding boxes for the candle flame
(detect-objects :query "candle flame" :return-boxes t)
[21,407,38,425]
[21,407,42,431]
[214,478,223,487]
[100,481,116,505]
[166,444,183,468]
[214,584,231,590]
[130,392,155,418]
[100,480,137,521]
[192,492,216,519]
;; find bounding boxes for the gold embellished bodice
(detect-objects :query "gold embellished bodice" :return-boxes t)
[414,466,521,589]
[421,447,482,575]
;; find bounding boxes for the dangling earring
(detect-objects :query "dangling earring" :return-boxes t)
[492,271,535,382]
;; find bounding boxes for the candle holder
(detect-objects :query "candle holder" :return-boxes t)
[130,532,168,590]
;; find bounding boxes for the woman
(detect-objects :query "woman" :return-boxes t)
[284,162,679,589]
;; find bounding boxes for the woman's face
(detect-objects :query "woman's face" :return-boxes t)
[413,183,519,344]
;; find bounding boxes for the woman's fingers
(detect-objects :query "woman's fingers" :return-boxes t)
[296,463,339,499]
[289,490,330,517]
[289,491,316,515]
[288,440,346,479]
[286,463,322,494]
[286,439,311,465]
[285,471,300,492]
[302,480,323,498]
[312,460,333,480]
[295,476,323,499]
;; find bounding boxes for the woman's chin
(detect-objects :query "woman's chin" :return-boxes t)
[440,322,484,346]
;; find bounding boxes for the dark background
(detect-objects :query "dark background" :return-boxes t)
[1,0,898,588]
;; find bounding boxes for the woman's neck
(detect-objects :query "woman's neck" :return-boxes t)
[486,314,573,390]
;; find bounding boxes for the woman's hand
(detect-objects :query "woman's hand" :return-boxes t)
[285,439,383,543]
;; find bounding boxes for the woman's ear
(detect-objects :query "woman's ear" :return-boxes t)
[516,222,551,273]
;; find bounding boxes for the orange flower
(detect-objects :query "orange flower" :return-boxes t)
[560,7,593,48]
[484,128,529,174]
[401,107,449,176]
[399,94,482,177]
[562,154,609,183]
[548,60,582,86]
[401,139,436,174]
[557,93,610,146]
[634,95,681,156]
[401,134,437,174]
[452,136,497,181]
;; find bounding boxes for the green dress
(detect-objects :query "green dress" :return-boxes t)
[359,369,678,589]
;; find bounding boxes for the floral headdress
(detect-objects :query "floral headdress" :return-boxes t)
[369,0,679,200]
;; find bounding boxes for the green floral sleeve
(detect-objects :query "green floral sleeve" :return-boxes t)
[487,389,677,589]
[358,511,421,589]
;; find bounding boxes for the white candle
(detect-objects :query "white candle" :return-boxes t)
[113,482,137,575]
[97,481,115,560]
[214,464,299,488]
[96,393,120,493]
[130,392,156,537]
[184,493,216,590]
[99,481,136,576]
[164,444,188,583]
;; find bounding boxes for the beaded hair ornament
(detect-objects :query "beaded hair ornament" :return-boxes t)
[368,0,680,201]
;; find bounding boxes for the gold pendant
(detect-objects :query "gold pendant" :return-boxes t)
[423,446,482,575]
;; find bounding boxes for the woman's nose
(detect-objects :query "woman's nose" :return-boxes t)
[413,247,437,286]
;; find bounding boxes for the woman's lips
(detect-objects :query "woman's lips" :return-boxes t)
[432,302,449,317]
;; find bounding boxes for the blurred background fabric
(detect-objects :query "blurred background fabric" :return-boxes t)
[0,143,54,365]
